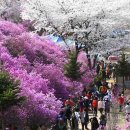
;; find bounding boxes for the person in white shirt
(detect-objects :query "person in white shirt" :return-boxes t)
[125,103,130,122]
[98,98,105,115]
[125,103,130,114]
[103,90,112,102]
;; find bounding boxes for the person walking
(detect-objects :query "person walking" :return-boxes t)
[112,84,119,97]
[125,103,130,122]
[65,105,72,128]
[84,108,89,130]
[99,84,107,99]
[118,94,124,112]
[65,96,74,107]
[99,114,107,129]
[92,97,98,116]
[80,110,86,130]
[90,117,99,130]
[96,62,100,74]
[125,102,130,114]
[104,98,111,118]
[71,110,79,130]
[98,98,105,115]
[56,110,67,130]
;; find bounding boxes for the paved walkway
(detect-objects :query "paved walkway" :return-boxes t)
[105,79,130,130]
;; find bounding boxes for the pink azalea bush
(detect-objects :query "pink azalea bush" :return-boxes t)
[0,20,95,128]
[0,45,62,127]
[77,51,96,86]
[0,21,25,36]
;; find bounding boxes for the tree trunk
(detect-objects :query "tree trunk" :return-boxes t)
[75,41,79,55]
[122,76,125,94]
[1,109,5,130]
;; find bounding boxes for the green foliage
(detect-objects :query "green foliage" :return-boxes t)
[115,53,130,77]
[64,51,82,80]
[0,71,25,111]
[94,70,102,83]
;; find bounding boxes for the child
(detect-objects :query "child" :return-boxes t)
[90,117,99,130]
[99,114,107,129]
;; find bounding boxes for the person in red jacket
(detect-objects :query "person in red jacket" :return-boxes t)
[86,91,92,100]
[65,96,74,108]
[92,97,98,116]
[118,94,124,112]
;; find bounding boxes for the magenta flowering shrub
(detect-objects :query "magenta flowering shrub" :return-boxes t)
[0,20,95,128]
[0,21,25,36]
[77,51,96,86]
[125,122,130,130]
[0,45,62,127]
[33,63,69,98]
[126,114,130,122]
[5,106,27,128]
[4,36,36,62]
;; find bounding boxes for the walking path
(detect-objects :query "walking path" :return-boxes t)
[105,78,130,130]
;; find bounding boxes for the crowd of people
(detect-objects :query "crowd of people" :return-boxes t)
[54,82,123,130]
[53,61,127,130]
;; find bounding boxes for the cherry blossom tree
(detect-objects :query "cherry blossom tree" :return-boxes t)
[0,0,22,22]
[21,0,130,30]
[21,0,130,56]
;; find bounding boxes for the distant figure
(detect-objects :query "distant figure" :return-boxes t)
[118,94,124,112]
[96,63,100,74]
[104,98,111,117]
[92,97,98,116]
[112,84,119,97]
[93,55,97,69]
[125,103,130,114]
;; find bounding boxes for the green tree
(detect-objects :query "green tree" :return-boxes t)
[94,70,103,83]
[115,53,130,93]
[0,70,25,130]
[64,51,82,80]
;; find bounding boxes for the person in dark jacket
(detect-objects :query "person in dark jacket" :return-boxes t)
[65,105,72,127]
[90,117,99,130]
[84,109,89,130]
[99,114,107,126]
[83,97,90,111]
[56,110,67,130]
[71,110,79,130]
[96,63,100,74]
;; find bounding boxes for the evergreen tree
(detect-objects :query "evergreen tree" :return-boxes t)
[64,51,82,80]
[0,70,25,130]
[115,53,130,93]
[94,69,103,83]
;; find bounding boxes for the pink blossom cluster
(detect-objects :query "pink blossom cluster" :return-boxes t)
[0,20,95,127]
[125,121,130,129]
